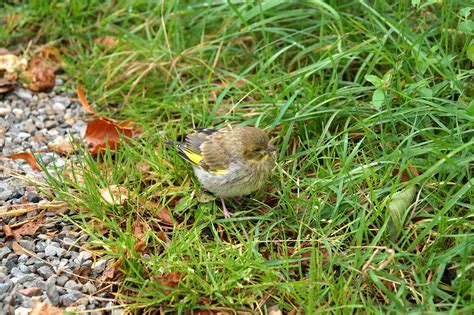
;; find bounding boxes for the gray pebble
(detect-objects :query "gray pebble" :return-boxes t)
[18,255,29,264]
[18,240,35,252]
[16,274,37,285]
[83,282,97,294]
[14,88,33,101]
[17,132,31,140]
[46,277,60,305]
[56,275,68,286]
[35,241,46,251]
[78,251,92,263]
[37,266,54,279]
[44,120,58,129]
[26,191,41,203]
[10,267,24,277]
[0,182,15,201]
[52,102,66,113]
[12,108,24,119]
[18,264,29,274]
[60,293,80,306]
[44,245,65,257]
[0,247,12,259]
[64,280,82,291]
[0,104,12,116]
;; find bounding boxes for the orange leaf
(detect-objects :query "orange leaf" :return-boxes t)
[157,272,181,294]
[19,287,42,297]
[1,151,41,171]
[30,301,63,315]
[76,84,96,115]
[85,118,135,154]
[13,221,41,238]
[94,36,118,48]
[156,207,173,225]
[99,185,128,205]
[3,224,14,239]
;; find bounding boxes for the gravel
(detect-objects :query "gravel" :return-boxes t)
[1,87,117,313]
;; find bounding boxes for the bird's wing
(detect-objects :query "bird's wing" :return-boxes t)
[177,128,231,174]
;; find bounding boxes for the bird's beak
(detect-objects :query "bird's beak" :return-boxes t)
[265,144,277,153]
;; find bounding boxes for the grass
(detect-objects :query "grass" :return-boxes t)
[2,0,473,313]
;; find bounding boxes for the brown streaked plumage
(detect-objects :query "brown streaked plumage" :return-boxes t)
[173,126,276,218]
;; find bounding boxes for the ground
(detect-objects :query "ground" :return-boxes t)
[0,1,473,314]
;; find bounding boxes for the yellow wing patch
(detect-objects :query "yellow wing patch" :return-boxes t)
[210,169,230,175]
[181,148,203,165]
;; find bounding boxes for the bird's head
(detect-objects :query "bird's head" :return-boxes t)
[237,127,277,162]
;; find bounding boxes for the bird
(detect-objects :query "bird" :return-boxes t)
[169,126,276,218]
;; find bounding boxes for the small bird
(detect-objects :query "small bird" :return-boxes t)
[170,126,276,218]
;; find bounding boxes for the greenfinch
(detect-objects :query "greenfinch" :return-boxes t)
[171,126,276,218]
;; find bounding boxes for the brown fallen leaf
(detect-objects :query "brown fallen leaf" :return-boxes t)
[30,301,63,315]
[48,137,73,154]
[21,46,62,92]
[13,220,41,238]
[0,151,41,171]
[156,231,171,244]
[392,163,420,183]
[12,241,27,255]
[77,84,97,115]
[156,272,181,294]
[23,64,55,92]
[19,287,42,297]
[134,240,147,252]
[0,75,17,93]
[209,76,247,100]
[3,224,14,239]
[94,36,118,48]
[132,218,146,239]
[143,200,174,225]
[73,266,92,284]
[99,185,129,205]
[85,118,137,154]
[103,267,116,281]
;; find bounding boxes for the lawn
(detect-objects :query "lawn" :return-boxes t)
[2,0,473,313]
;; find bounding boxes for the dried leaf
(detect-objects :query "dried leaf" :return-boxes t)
[19,287,42,297]
[0,151,41,171]
[22,46,62,92]
[3,224,14,238]
[12,241,27,255]
[73,266,92,284]
[0,75,17,93]
[30,301,63,315]
[392,163,420,183]
[2,13,21,27]
[103,267,116,281]
[209,76,246,100]
[387,185,417,239]
[94,36,118,48]
[157,272,181,294]
[85,118,136,154]
[76,84,96,115]
[268,305,282,315]
[132,219,146,239]
[13,221,41,237]
[156,231,171,244]
[29,46,63,73]
[23,65,55,92]
[99,185,128,205]
[144,200,174,225]
[134,240,147,252]
[48,137,73,154]
[0,54,27,73]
